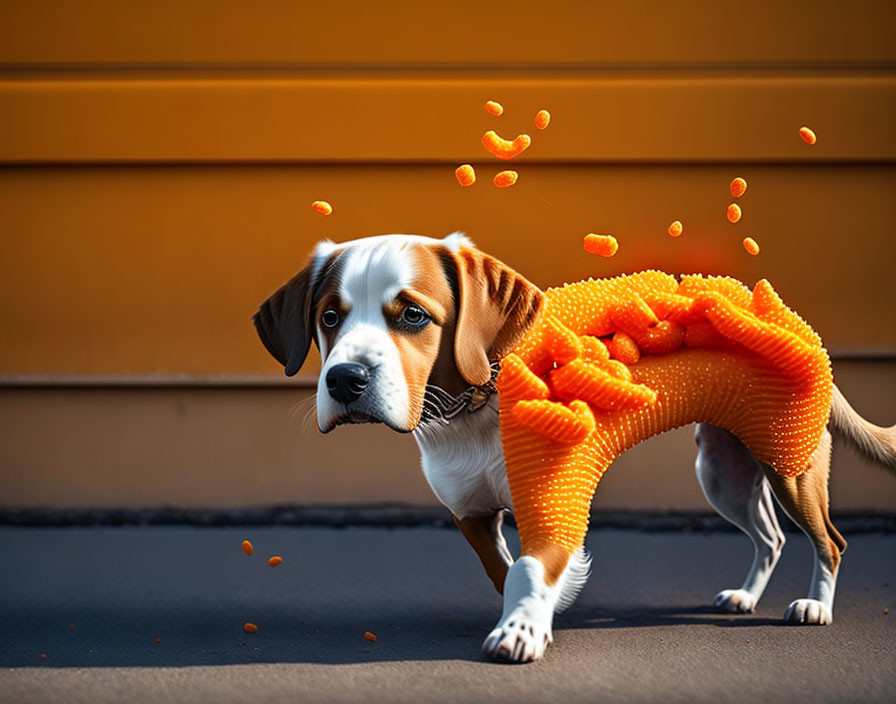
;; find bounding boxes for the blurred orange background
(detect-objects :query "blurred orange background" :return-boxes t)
[0,0,894,510]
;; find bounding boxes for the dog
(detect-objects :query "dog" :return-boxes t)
[254,232,896,662]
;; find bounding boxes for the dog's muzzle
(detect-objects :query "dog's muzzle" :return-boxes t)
[325,362,370,405]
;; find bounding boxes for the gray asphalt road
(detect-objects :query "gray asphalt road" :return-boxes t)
[1,525,894,704]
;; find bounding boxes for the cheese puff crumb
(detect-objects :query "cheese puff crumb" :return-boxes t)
[743,237,760,255]
[799,127,817,145]
[535,110,551,130]
[268,556,283,567]
[494,170,518,188]
[241,540,253,556]
[485,100,504,116]
[244,622,259,633]
[730,178,747,198]
[482,131,531,160]
[727,204,742,223]
[363,631,377,642]
[311,201,332,216]
[668,221,683,238]
[584,234,618,258]
[455,164,476,187]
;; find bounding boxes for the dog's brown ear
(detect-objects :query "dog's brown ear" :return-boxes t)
[253,264,314,377]
[451,246,544,386]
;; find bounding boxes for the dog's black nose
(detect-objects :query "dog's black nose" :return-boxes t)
[325,363,370,404]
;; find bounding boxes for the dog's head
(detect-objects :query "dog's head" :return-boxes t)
[253,233,544,433]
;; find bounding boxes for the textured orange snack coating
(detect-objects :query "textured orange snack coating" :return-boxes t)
[668,221,683,238]
[482,130,531,160]
[241,540,253,556]
[607,332,641,365]
[268,556,283,567]
[535,110,551,129]
[743,237,760,255]
[311,201,332,216]
[493,170,518,188]
[244,622,259,633]
[799,126,817,145]
[730,178,748,197]
[727,204,742,223]
[499,270,833,557]
[583,234,618,258]
[485,100,504,116]
[455,164,476,186]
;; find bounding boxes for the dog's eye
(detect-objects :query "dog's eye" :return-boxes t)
[321,310,340,328]
[401,305,430,327]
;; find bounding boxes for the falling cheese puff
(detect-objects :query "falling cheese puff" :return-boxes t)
[363,631,378,642]
[606,331,641,365]
[668,221,683,238]
[241,540,253,556]
[494,170,518,188]
[799,127,817,145]
[268,556,283,567]
[311,200,332,216]
[730,178,747,198]
[244,622,259,634]
[727,203,742,224]
[485,100,504,116]
[455,164,476,187]
[583,234,618,258]
[535,110,551,130]
[482,130,531,160]
[743,237,760,256]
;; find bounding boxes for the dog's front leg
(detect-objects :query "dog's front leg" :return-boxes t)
[482,543,573,663]
[454,512,513,594]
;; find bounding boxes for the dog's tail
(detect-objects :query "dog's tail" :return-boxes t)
[830,384,896,474]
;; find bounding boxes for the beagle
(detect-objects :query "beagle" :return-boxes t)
[254,232,896,663]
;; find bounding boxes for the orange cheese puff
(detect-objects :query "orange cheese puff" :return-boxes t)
[633,320,684,355]
[543,316,583,365]
[244,622,259,633]
[606,331,640,365]
[494,170,518,188]
[549,358,657,410]
[610,293,659,337]
[799,126,817,145]
[642,291,702,326]
[730,177,747,198]
[241,540,253,556]
[482,130,531,160]
[743,237,760,255]
[485,100,504,116]
[727,203,742,223]
[512,398,596,444]
[311,200,332,216]
[579,335,611,364]
[684,322,730,349]
[268,556,283,567]
[677,274,753,311]
[603,359,633,383]
[498,353,550,402]
[535,109,551,130]
[668,221,683,238]
[364,631,378,642]
[455,164,476,186]
[583,234,618,258]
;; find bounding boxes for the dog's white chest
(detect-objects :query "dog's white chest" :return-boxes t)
[413,395,512,519]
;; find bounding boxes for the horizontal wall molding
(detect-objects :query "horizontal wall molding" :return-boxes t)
[2,0,895,67]
[1,76,895,163]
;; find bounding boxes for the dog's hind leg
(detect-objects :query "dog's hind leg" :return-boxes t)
[762,429,846,625]
[695,423,786,614]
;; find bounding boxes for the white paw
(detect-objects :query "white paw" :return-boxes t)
[784,598,832,625]
[482,609,551,663]
[713,589,758,614]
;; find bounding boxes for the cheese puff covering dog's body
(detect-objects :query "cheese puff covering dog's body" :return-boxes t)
[498,270,833,556]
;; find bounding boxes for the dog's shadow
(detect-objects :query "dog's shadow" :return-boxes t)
[561,603,783,630]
